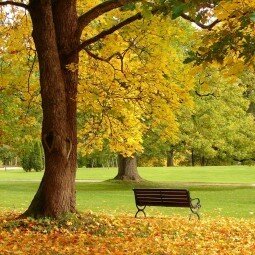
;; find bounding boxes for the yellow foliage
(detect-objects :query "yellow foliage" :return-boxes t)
[0,13,41,146]
[214,0,255,20]
[66,63,79,72]
[78,16,195,156]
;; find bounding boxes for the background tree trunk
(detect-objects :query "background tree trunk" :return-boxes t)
[167,149,174,167]
[114,154,142,181]
[201,156,206,166]
[23,1,78,218]
[191,149,195,166]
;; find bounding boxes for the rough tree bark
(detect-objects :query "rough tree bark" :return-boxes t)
[114,154,142,181]
[23,0,79,218]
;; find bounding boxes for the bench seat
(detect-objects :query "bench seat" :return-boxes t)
[133,188,201,219]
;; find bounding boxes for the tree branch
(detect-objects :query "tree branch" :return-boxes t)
[85,48,122,62]
[195,90,215,97]
[180,13,220,30]
[77,0,136,37]
[73,12,143,55]
[0,1,29,10]
[233,157,255,163]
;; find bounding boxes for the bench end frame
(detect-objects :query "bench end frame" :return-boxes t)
[189,197,201,220]
[135,205,147,218]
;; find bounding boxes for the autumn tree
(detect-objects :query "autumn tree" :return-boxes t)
[77,16,194,181]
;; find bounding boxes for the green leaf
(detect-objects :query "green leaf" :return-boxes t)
[141,4,153,19]
[172,3,188,20]
[162,72,170,80]
[183,51,196,64]
[250,12,255,22]
[183,57,194,64]
[121,3,136,11]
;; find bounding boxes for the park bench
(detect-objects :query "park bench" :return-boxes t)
[133,188,201,219]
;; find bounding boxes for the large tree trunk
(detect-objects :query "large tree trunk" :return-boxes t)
[23,0,79,218]
[114,154,142,181]
[167,149,174,167]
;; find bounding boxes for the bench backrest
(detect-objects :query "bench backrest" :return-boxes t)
[133,189,191,207]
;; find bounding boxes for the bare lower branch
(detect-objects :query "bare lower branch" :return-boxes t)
[27,52,37,95]
[74,12,142,56]
[180,13,220,30]
[85,49,108,62]
[195,91,215,97]
[77,0,136,37]
[0,1,29,10]
[85,48,122,62]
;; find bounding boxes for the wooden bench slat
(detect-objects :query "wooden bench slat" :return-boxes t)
[137,202,190,207]
[134,188,188,190]
[136,197,190,202]
[136,194,189,198]
[137,201,190,206]
[135,192,188,195]
[136,198,189,203]
[136,195,190,201]
[134,190,188,194]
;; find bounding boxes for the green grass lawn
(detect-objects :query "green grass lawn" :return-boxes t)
[1,165,255,183]
[77,165,255,183]
[0,166,255,218]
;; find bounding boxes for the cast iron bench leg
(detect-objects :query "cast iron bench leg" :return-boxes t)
[135,205,146,218]
[189,210,200,220]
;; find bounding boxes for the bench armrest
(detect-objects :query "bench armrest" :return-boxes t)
[189,197,201,220]
[190,198,201,209]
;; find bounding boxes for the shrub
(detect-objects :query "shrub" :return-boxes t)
[31,142,43,172]
[21,142,44,172]
[21,152,32,172]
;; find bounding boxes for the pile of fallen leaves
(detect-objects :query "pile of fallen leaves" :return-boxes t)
[0,212,254,255]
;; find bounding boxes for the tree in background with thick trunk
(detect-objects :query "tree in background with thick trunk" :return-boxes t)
[77,16,195,180]
[114,154,142,181]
